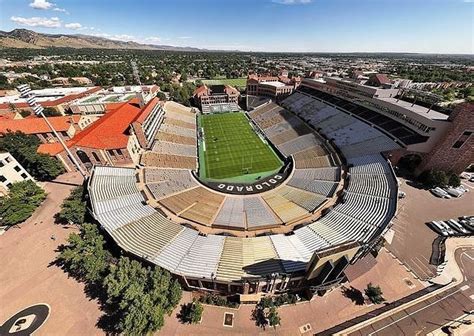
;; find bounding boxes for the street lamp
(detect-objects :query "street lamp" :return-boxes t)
[17,84,87,178]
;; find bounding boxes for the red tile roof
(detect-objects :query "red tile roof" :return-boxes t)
[38,98,159,154]
[0,115,81,135]
[135,97,160,124]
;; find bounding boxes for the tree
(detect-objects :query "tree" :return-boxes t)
[0,131,64,181]
[57,223,111,283]
[418,169,449,188]
[267,306,281,329]
[55,185,87,225]
[448,172,461,187]
[156,91,167,101]
[103,257,182,335]
[0,180,46,226]
[365,283,385,304]
[178,300,204,324]
[42,107,62,117]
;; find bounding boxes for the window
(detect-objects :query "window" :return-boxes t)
[92,152,100,162]
[116,149,123,156]
[0,175,6,183]
[21,173,28,179]
[5,156,12,163]
[452,131,473,149]
[14,165,21,172]
[0,161,4,168]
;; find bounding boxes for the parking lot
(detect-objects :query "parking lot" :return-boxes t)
[387,177,474,281]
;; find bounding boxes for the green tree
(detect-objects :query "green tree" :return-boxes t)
[0,131,64,181]
[267,306,281,329]
[0,180,46,226]
[103,257,182,335]
[418,169,449,188]
[448,172,461,187]
[156,91,167,101]
[365,283,385,304]
[178,300,203,324]
[55,185,87,225]
[57,223,111,283]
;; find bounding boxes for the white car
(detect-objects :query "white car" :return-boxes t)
[444,187,463,198]
[430,187,451,199]
[430,221,449,236]
[446,219,469,234]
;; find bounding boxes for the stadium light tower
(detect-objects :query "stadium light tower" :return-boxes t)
[17,84,87,178]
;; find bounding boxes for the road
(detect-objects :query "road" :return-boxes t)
[349,247,474,336]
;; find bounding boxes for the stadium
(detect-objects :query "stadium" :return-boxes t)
[86,76,415,301]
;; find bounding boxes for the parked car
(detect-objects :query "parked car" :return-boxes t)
[456,185,469,193]
[459,216,474,231]
[446,219,469,234]
[430,187,451,199]
[439,221,456,235]
[460,172,471,179]
[444,187,464,198]
[430,221,449,236]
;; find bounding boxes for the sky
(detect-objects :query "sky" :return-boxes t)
[0,0,473,54]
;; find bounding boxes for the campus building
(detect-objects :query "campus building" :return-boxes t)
[0,86,102,115]
[193,84,240,113]
[0,152,33,196]
[70,85,160,115]
[0,115,94,144]
[246,73,301,100]
[38,98,164,172]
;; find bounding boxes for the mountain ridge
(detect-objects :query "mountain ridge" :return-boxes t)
[0,29,206,51]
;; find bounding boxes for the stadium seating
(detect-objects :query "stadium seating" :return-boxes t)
[88,89,400,287]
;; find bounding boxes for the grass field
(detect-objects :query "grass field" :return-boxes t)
[198,112,283,181]
[201,78,247,88]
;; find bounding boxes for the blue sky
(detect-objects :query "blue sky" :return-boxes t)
[0,0,473,53]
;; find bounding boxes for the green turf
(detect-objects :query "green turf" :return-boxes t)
[198,112,283,181]
[201,78,247,88]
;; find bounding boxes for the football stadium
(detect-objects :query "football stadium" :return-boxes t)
[87,77,410,301]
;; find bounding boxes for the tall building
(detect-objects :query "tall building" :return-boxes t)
[0,152,33,196]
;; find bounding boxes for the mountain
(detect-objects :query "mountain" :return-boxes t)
[0,29,205,51]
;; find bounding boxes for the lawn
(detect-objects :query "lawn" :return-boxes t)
[198,112,283,181]
[201,78,247,88]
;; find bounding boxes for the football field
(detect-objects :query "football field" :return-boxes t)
[198,112,283,181]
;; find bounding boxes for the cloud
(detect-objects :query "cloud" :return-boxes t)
[178,36,192,39]
[53,7,69,14]
[272,0,312,4]
[65,22,82,30]
[29,0,53,10]
[11,16,61,28]
[144,36,162,43]
[30,0,69,14]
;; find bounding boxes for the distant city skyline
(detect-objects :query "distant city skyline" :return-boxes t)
[0,0,473,54]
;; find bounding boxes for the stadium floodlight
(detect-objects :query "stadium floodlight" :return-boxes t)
[17,84,87,178]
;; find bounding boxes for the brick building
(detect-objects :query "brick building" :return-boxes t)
[246,73,301,99]
[417,103,474,174]
[38,98,163,172]
[193,84,240,113]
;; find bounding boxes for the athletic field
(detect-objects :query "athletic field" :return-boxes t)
[201,78,247,88]
[198,112,283,181]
